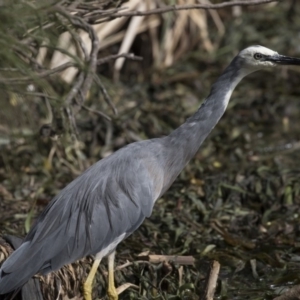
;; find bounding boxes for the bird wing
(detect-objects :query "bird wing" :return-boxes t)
[0,141,163,293]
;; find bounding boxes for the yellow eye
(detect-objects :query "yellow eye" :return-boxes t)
[254,53,263,60]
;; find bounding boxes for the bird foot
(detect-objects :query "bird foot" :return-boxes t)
[107,286,118,300]
[83,281,92,300]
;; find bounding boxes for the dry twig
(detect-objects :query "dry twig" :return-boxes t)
[98,53,143,65]
[99,0,278,20]
[200,260,220,300]
[137,254,195,265]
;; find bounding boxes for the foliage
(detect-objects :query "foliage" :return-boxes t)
[1,0,300,299]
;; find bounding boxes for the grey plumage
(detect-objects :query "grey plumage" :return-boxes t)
[1,45,300,296]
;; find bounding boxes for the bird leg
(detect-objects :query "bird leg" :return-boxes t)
[107,250,118,300]
[83,258,102,300]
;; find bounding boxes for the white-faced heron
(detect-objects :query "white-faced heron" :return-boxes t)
[1,46,300,300]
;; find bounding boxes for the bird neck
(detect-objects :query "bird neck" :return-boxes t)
[166,57,249,168]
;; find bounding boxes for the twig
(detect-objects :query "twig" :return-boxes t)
[82,6,128,21]
[64,72,85,136]
[81,27,99,99]
[57,16,89,61]
[94,75,118,116]
[80,104,112,121]
[137,254,195,265]
[17,92,59,101]
[13,46,44,70]
[65,72,85,106]
[200,260,220,300]
[0,62,76,83]
[114,255,195,272]
[65,106,79,138]
[97,53,143,65]
[53,7,100,100]
[114,260,152,271]
[100,0,278,20]
[115,283,139,296]
[0,68,20,72]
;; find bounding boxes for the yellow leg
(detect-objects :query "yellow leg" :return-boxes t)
[83,258,101,300]
[107,251,118,300]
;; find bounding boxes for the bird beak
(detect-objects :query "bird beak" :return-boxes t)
[266,54,300,65]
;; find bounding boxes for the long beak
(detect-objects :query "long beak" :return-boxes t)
[266,54,300,65]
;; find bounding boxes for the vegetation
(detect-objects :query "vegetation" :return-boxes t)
[1,0,300,299]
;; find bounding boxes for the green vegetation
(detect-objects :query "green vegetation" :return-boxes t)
[1,1,300,299]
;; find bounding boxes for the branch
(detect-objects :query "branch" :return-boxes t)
[78,103,112,122]
[94,74,118,116]
[201,260,220,300]
[0,62,76,83]
[53,7,100,101]
[97,53,143,65]
[65,72,85,106]
[98,0,278,20]
[137,254,195,265]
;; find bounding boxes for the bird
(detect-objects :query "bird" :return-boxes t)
[1,45,300,300]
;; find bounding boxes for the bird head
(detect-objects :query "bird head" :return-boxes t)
[238,45,300,72]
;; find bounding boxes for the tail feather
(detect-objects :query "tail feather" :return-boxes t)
[0,288,21,300]
[0,243,44,294]
[0,218,73,294]
[0,242,59,293]
[0,242,43,273]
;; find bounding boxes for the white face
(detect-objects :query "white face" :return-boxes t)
[238,45,279,69]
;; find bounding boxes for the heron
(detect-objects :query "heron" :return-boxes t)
[1,45,300,300]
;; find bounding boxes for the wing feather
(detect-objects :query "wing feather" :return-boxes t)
[0,140,166,294]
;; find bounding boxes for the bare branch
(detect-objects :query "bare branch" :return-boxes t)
[137,254,195,265]
[65,105,79,138]
[80,104,112,121]
[97,53,143,65]
[94,75,118,116]
[96,0,278,20]
[0,62,75,83]
[201,260,220,300]
[56,15,89,61]
[65,72,85,106]
[0,0,278,140]
[53,7,100,100]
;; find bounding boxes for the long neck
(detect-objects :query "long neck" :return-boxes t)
[165,57,249,169]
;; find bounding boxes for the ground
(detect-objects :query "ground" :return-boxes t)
[1,1,300,299]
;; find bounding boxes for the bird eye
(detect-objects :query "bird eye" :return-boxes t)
[254,53,263,60]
